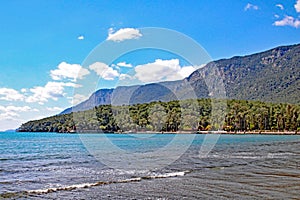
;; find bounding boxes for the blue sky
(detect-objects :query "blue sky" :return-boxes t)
[0,0,299,131]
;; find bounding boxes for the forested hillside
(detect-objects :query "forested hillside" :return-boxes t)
[18,99,300,133]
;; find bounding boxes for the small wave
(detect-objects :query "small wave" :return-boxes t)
[144,171,188,179]
[3,171,189,196]
[266,152,296,158]
[206,152,297,160]
[208,154,262,159]
[26,182,107,194]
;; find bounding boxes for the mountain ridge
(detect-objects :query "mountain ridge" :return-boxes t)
[61,43,300,114]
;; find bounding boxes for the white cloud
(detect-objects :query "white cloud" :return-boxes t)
[107,28,142,42]
[276,4,284,10]
[0,105,32,112]
[78,35,84,40]
[26,82,81,104]
[0,105,36,120]
[244,3,259,11]
[295,0,300,12]
[117,62,133,68]
[46,107,63,112]
[119,74,134,80]
[0,88,24,101]
[50,62,90,82]
[134,59,196,83]
[273,15,300,28]
[71,94,88,105]
[274,14,280,19]
[21,88,27,93]
[89,62,120,80]
[0,112,19,120]
[178,66,196,78]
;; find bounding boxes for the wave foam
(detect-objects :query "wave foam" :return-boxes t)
[23,171,188,195]
[145,171,188,179]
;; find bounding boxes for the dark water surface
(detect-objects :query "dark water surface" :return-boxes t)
[1,132,299,199]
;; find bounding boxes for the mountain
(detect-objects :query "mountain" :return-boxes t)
[209,43,300,103]
[61,89,114,114]
[61,43,300,114]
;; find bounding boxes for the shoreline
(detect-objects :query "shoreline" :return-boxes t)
[53,130,300,135]
[197,131,299,135]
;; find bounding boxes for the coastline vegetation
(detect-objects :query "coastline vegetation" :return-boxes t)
[18,99,300,134]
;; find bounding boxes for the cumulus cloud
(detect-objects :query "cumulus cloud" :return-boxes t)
[119,74,134,80]
[107,28,142,42]
[134,59,196,83]
[71,94,88,105]
[117,62,133,68]
[244,3,259,11]
[295,0,300,12]
[0,105,36,120]
[68,94,90,105]
[0,105,32,112]
[0,111,19,120]
[273,15,300,28]
[0,88,24,101]
[89,62,120,80]
[26,82,81,104]
[178,66,196,78]
[78,35,84,40]
[50,62,90,82]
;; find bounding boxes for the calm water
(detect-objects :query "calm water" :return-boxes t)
[1,132,300,199]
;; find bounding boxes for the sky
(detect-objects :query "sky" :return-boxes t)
[0,0,300,131]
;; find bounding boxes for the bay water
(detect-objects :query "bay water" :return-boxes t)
[1,132,299,199]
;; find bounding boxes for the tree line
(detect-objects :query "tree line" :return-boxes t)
[18,99,300,133]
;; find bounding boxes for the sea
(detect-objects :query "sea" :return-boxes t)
[1,132,300,199]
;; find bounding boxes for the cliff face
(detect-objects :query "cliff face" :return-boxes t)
[61,43,300,114]
[208,44,300,103]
